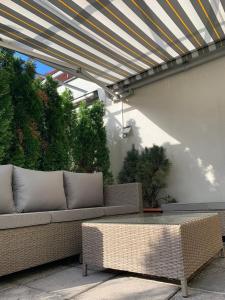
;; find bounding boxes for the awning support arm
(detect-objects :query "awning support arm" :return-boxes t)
[0,39,116,98]
[38,74,88,93]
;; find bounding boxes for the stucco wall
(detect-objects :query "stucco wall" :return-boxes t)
[105,56,225,204]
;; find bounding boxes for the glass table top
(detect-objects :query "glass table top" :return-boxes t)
[84,213,218,225]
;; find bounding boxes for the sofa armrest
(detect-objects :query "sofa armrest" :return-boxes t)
[104,183,143,212]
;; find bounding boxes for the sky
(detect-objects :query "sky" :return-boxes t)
[15,52,53,75]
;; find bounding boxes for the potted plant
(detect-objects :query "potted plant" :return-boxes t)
[118,145,175,209]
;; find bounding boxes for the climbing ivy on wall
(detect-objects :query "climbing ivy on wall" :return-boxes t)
[0,48,113,183]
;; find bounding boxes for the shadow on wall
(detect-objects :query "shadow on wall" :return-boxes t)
[105,60,225,203]
[105,100,143,180]
[128,80,225,203]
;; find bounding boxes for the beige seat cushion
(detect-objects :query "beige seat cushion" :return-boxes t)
[0,165,15,214]
[13,167,67,213]
[50,207,104,223]
[64,172,104,209]
[104,205,138,216]
[0,212,51,229]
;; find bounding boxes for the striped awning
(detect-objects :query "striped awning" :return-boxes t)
[1,0,225,86]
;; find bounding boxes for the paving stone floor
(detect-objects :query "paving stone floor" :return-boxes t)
[1,256,225,299]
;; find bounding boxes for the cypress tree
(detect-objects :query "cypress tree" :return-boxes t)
[73,101,95,172]
[0,50,13,163]
[0,49,113,178]
[40,76,70,171]
[73,101,113,183]
[61,88,76,169]
[9,58,43,169]
[0,48,44,168]
[90,101,113,183]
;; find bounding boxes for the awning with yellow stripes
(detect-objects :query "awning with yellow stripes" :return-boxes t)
[0,0,225,86]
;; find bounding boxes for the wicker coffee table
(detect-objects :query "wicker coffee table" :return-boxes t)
[82,213,224,297]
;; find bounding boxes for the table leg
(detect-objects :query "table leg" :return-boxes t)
[219,248,225,258]
[83,263,87,276]
[181,279,188,298]
[79,254,83,264]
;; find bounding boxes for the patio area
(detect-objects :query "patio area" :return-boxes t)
[1,254,225,300]
[2,1,225,299]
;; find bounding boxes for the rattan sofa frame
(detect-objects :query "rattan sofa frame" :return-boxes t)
[0,183,142,277]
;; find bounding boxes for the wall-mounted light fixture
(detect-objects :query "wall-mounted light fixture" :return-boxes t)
[122,125,132,138]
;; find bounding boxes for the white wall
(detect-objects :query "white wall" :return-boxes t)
[105,56,225,204]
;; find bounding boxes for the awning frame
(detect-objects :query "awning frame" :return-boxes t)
[0,38,117,98]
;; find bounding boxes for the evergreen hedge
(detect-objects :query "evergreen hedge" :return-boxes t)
[0,49,113,183]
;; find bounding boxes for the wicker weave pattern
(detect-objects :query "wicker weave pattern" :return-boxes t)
[104,183,142,211]
[82,215,223,281]
[181,216,222,278]
[83,223,184,278]
[165,211,225,236]
[217,212,225,236]
[0,182,142,277]
[0,221,82,277]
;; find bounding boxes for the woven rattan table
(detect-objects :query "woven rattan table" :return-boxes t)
[82,213,224,297]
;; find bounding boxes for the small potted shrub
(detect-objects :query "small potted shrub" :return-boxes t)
[118,145,175,209]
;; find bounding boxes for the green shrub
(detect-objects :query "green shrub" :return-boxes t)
[0,49,43,169]
[39,76,72,171]
[118,145,175,207]
[73,101,113,184]
[118,145,139,183]
[0,48,113,181]
[0,68,13,163]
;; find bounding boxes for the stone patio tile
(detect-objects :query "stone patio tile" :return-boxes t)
[0,281,18,294]
[172,288,225,299]
[0,285,62,300]
[210,257,225,269]
[189,260,225,293]
[0,263,71,289]
[26,266,118,298]
[76,276,179,300]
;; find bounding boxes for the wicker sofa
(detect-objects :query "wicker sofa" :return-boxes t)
[0,165,142,277]
[162,202,225,236]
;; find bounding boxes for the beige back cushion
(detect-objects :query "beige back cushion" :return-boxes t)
[13,167,67,212]
[0,165,15,213]
[64,172,104,209]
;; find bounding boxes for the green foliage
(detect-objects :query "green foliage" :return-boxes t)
[0,49,43,168]
[40,76,71,171]
[118,145,174,207]
[61,89,76,169]
[0,48,113,181]
[9,58,43,169]
[0,67,13,162]
[118,145,139,183]
[73,101,113,184]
